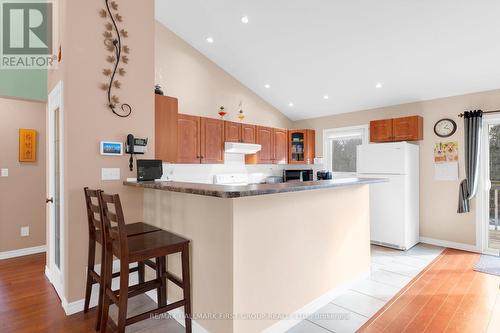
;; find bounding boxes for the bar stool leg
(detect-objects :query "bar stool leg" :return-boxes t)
[100,244,114,333]
[84,235,96,313]
[95,243,106,331]
[181,244,192,333]
[155,257,167,306]
[138,262,145,284]
[117,260,130,333]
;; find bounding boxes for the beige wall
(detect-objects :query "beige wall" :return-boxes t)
[155,22,292,129]
[294,89,500,246]
[0,98,46,252]
[50,0,155,302]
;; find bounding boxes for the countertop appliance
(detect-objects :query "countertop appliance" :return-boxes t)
[137,159,163,181]
[357,142,419,250]
[283,169,313,182]
[213,173,250,186]
[317,170,333,180]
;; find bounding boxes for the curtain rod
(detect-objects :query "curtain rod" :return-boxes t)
[458,110,500,117]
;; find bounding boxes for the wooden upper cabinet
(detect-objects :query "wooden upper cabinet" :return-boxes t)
[289,129,315,164]
[155,95,178,163]
[241,124,256,144]
[370,116,423,142]
[370,119,394,142]
[255,126,274,164]
[177,114,201,164]
[201,117,224,164]
[273,128,288,164]
[224,121,241,143]
[393,116,423,141]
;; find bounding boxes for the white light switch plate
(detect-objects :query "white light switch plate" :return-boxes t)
[101,168,121,180]
[1,168,8,177]
[21,226,29,237]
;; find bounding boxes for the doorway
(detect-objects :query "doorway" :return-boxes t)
[46,81,65,299]
[479,115,500,256]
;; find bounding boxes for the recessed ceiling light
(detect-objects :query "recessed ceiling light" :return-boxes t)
[241,16,249,24]
[289,102,294,107]
[206,36,214,44]
[264,84,270,89]
[375,83,383,89]
[323,95,329,100]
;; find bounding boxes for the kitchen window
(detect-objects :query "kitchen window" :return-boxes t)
[323,125,369,174]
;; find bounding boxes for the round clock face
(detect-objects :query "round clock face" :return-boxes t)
[434,118,457,137]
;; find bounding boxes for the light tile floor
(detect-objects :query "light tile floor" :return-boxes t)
[287,243,444,333]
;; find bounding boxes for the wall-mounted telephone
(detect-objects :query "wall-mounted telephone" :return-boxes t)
[126,134,148,171]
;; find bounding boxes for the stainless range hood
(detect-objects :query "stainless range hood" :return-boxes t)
[224,142,261,154]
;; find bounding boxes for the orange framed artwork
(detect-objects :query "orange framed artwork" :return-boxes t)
[19,129,37,162]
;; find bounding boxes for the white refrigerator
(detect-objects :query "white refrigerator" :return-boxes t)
[356,142,419,250]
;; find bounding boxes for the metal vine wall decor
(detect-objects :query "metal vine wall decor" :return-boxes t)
[100,0,131,118]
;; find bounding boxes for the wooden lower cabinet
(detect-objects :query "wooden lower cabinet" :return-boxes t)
[273,128,288,164]
[177,114,201,164]
[201,117,224,164]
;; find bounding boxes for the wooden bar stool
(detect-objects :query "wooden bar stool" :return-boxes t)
[99,191,192,333]
[83,188,161,330]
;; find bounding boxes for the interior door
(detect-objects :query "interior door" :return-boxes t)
[256,126,274,164]
[273,128,288,164]
[177,114,201,164]
[201,117,224,164]
[47,81,64,299]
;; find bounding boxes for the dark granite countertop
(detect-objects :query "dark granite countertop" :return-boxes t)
[123,177,387,198]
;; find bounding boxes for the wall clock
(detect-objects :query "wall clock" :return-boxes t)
[434,118,457,138]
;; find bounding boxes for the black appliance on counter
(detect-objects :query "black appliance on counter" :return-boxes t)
[137,159,163,181]
[283,169,313,182]
[317,170,333,180]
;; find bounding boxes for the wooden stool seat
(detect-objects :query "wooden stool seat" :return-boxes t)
[125,230,189,263]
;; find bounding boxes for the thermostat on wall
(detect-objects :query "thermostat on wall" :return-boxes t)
[100,141,123,156]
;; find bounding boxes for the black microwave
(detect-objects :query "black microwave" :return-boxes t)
[283,169,314,182]
[137,159,163,181]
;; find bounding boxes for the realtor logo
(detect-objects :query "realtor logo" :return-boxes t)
[1,0,56,69]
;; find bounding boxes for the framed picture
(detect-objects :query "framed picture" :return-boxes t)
[100,141,123,156]
[19,129,37,162]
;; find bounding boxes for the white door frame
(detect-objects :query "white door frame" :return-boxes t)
[477,114,500,255]
[45,81,65,299]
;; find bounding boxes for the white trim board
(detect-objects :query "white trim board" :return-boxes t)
[0,245,46,260]
[419,237,479,253]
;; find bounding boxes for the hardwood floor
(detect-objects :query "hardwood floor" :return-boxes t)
[359,248,500,333]
[0,253,97,333]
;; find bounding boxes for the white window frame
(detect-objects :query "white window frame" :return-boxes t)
[323,125,369,176]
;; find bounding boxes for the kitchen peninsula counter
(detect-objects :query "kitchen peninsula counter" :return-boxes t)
[123,177,386,198]
[126,177,383,333]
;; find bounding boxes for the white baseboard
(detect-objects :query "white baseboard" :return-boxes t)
[0,245,46,260]
[262,270,371,333]
[419,237,479,253]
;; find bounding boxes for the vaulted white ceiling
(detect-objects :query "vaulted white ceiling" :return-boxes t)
[155,0,500,120]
